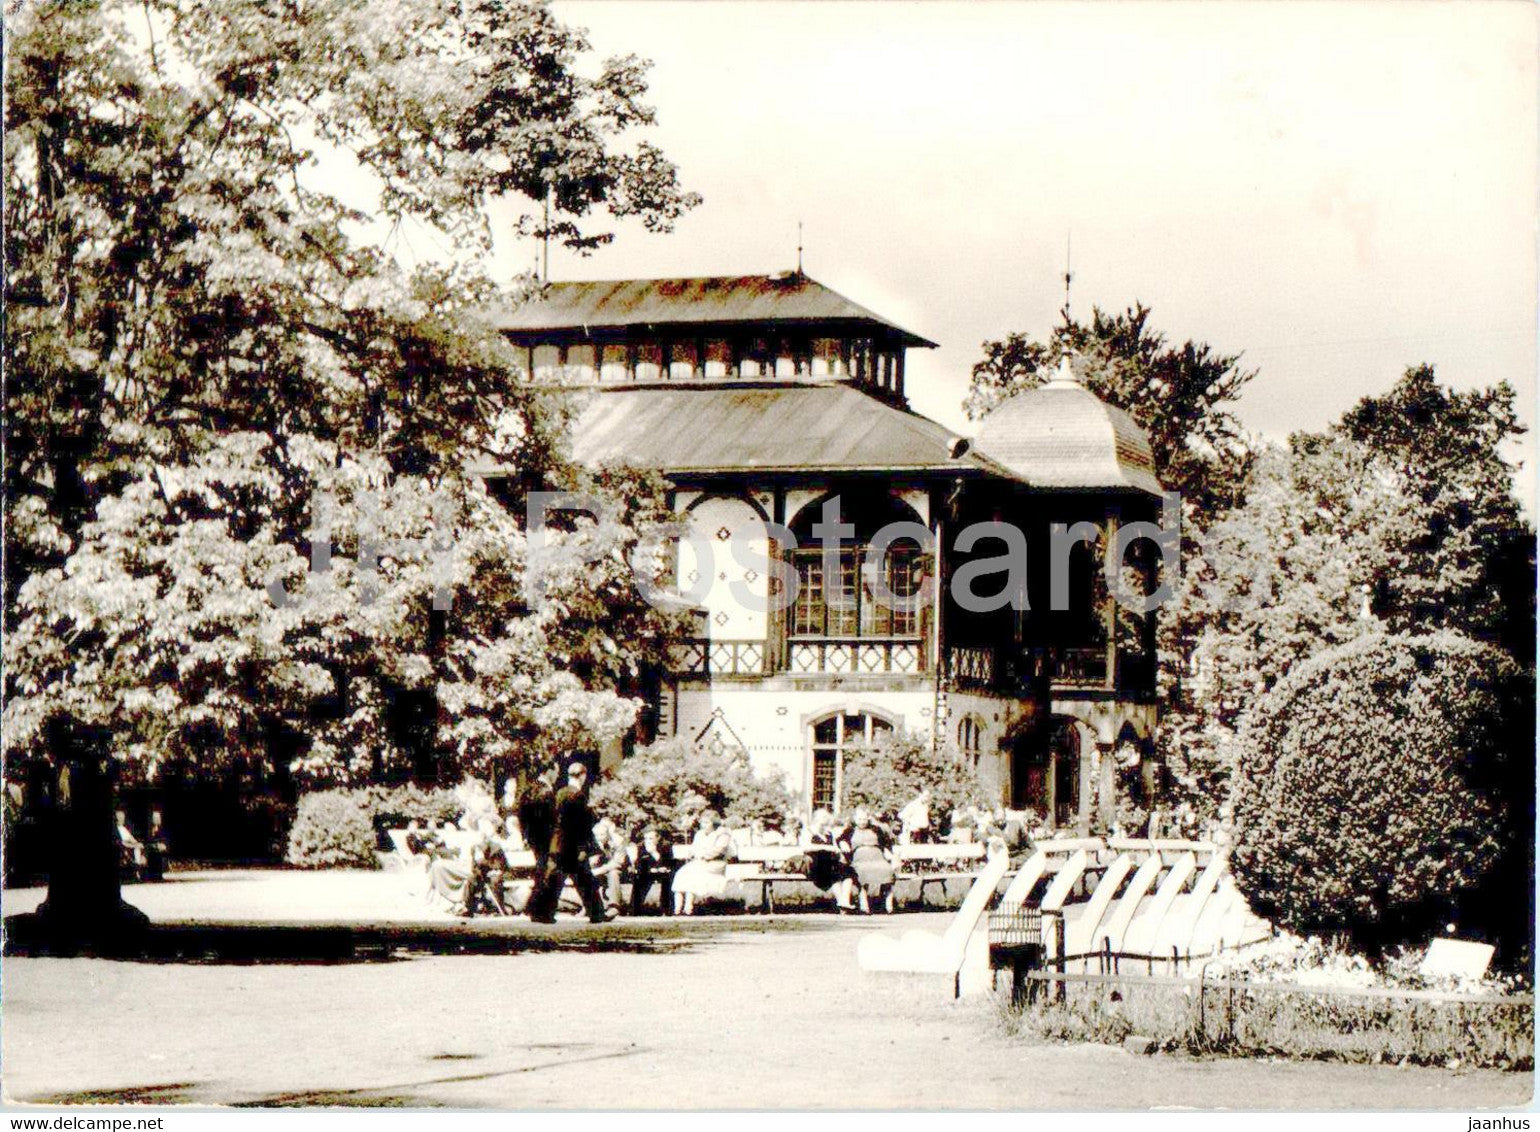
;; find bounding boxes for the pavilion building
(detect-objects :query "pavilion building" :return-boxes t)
[492,272,1163,829]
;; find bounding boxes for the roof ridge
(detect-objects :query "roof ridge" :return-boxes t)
[492,274,939,348]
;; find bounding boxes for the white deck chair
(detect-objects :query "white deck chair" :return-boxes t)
[857,847,1010,993]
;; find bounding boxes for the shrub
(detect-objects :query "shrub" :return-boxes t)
[589,737,793,835]
[997,979,1533,1070]
[841,732,995,828]
[1229,630,1523,949]
[286,783,461,869]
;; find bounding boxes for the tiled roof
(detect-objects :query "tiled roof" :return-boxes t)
[973,367,1163,495]
[489,274,937,347]
[559,383,1002,476]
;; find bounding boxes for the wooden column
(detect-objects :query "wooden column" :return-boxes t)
[1046,745,1058,831]
[768,484,787,674]
[929,499,947,752]
[1103,505,1120,690]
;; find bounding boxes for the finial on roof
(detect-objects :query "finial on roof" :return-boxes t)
[1046,352,1081,387]
[1062,230,1073,319]
[796,220,804,278]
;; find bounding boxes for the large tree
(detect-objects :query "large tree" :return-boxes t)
[3,0,698,945]
[6,0,699,604]
[1167,366,1534,817]
[1334,364,1533,661]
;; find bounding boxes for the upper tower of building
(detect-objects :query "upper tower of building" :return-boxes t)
[491,272,935,403]
[972,354,1162,496]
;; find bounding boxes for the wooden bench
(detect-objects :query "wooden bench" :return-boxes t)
[895,842,988,906]
[724,846,807,912]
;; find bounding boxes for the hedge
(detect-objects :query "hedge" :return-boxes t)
[840,732,995,828]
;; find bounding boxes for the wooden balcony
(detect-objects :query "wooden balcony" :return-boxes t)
[667,639,768,678]
[949,645,996,689]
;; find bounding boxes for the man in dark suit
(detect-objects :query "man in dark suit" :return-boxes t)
[527,760,610,924]
[627,825,676,916]
[516,764,558,880]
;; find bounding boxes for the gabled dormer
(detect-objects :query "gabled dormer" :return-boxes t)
[491,272,936,403]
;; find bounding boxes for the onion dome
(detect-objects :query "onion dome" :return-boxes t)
[973,354,1162,495]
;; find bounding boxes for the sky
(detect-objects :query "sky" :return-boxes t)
[479,0,1537,511]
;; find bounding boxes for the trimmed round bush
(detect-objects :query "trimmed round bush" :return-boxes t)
[1229,631,1521,948]
[286,790,377,869]
[286,784,461,869]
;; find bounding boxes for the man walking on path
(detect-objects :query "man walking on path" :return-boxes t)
[527,761,610,924]
[517,764,559,881]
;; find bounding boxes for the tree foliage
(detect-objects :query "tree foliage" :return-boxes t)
[589,738,794,836]
[3,434,684,787]
[1334,365,1532,657]
[840,732,995,826]
[3,0,699,790]
[1163,367,1534,810]
[1229,632,1523,949]
[6,0,698,601]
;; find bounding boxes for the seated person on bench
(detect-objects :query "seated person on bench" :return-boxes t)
[838,808,897,915]
[628,825,676,915]
[796,808,855,912]
[672,810,734,916]
[463,818,513,917]
[589,819,631,914]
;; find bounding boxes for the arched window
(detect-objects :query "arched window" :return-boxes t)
[808,711,893,813]
[957,715,985,769]
[787,492,928,641]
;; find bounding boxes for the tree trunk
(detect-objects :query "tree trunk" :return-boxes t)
[18,719,148,955]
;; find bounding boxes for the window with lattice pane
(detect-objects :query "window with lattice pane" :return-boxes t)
[807,711,894,813]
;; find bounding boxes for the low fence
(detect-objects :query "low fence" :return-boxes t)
[1001,965,1534,1069]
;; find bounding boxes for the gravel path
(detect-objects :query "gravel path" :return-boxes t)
[3,910,1532,1110]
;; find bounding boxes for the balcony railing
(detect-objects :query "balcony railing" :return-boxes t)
[665,636,1132,688]
[949,645,996,689]
[667,639,767,678]
[1050,646,1111,689]
[785,636,925,676]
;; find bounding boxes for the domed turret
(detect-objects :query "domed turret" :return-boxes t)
[973,354,1162,495]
